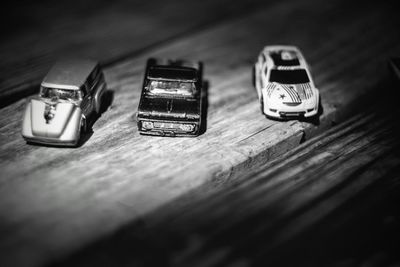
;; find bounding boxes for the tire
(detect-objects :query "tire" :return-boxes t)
[81,116,87,133]
[96,94,102,114]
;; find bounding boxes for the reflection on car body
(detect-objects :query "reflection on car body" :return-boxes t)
[21,59,107,146]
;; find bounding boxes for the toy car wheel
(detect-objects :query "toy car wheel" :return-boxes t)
[81,116,87,133]
[97,90,108,114]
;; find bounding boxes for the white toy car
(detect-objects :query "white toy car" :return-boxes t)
[21,59,107,146]
[254,45,319,119]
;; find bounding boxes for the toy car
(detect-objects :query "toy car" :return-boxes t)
[254,45,319,119]
[21,59,107,146]
[137,58,203,137]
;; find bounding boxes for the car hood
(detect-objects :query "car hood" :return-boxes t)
[266,82,314,104]
[30,99,79,138]
[138,96,200,120]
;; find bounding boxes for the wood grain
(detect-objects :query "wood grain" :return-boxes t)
[0,0,399,266]
[54,104,400,267]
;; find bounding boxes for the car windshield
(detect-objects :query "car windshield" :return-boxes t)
[269,69,310,84]
[40,87,83,101]
[147,80,195,97]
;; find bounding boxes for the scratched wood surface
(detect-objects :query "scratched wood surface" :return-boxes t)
[53,100,400,267]
[0,0,399,266]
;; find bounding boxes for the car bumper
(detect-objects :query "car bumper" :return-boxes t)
[263,105,318,119]
[138,118,200,137]
[22,136,79,147]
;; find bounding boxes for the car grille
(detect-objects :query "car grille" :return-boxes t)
[283,102,301,106]
[279,111,305,117]
[154,122,182,129]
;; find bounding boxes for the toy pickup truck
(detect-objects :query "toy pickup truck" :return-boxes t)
[137,58,203,137]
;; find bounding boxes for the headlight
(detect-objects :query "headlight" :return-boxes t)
[180,124,194,132]
[142,121,154,129]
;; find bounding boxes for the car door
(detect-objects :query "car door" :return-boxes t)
[93,73,106,113]
[80,84,93,118]
[88,68,105,113]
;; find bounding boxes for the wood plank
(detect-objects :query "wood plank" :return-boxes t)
[54,104,400,267]
[0,0,269,107]
[0,1,399,266]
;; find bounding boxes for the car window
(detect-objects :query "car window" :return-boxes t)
[263,65,269,75]
[262,53,267,63]
[40,87,83,101]
[269,69,310,84]
[147,80,196,97]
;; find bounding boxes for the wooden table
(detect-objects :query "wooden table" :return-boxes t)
[1,1,399,266]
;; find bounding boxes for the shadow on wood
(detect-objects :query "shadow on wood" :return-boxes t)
[199,80,209,136]
[49,102,400,267]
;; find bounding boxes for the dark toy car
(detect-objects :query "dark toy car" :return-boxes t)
[137,58,203,137]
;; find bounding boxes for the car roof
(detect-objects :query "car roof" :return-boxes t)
[148,66,198,82]
[261,45,306,68]
[269,51,300,67]
[41,59,98,90]
[263,45,301,55]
